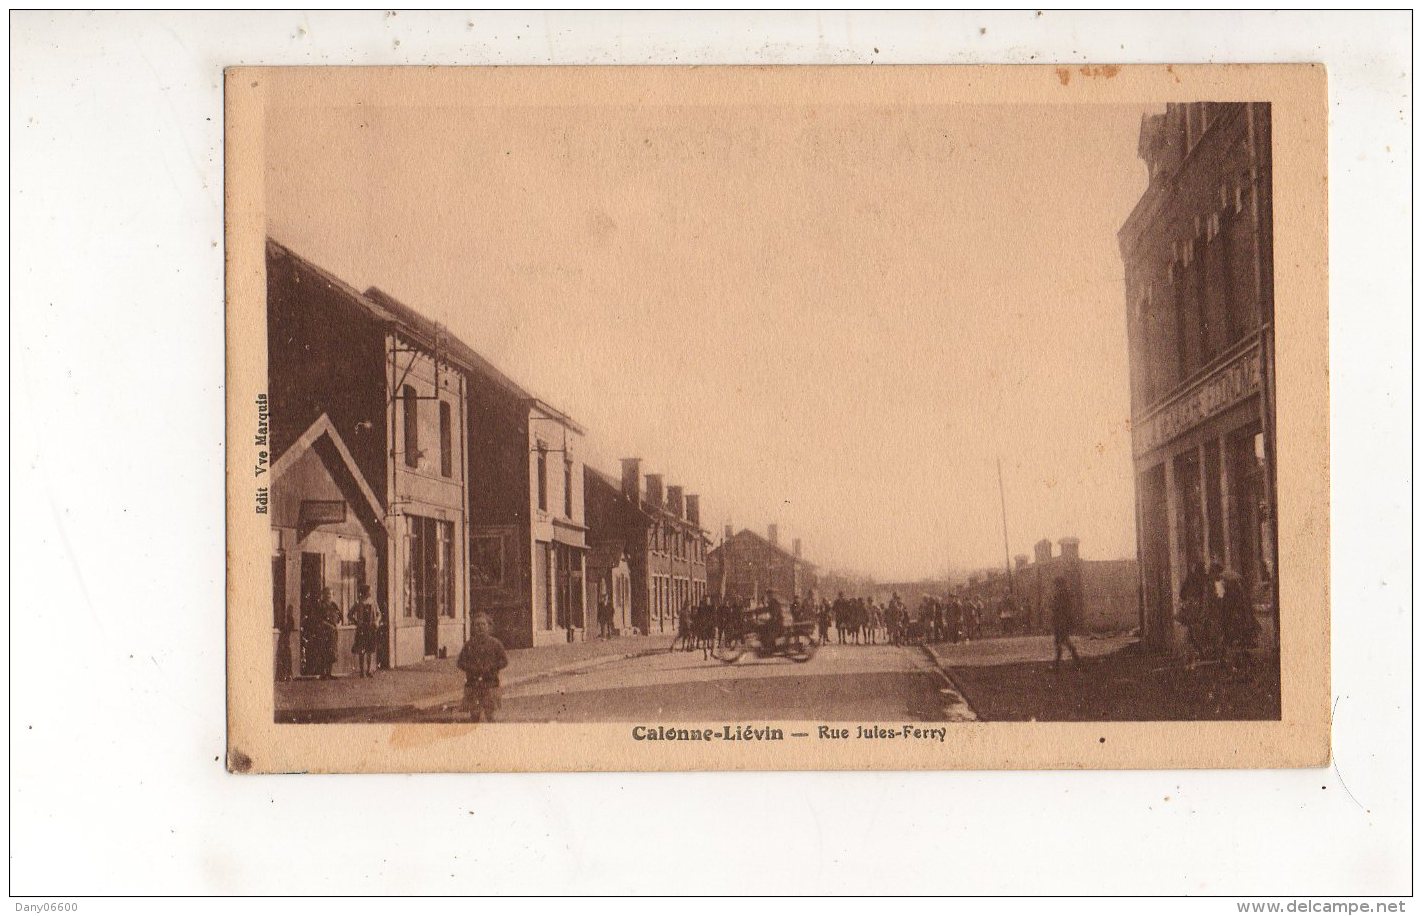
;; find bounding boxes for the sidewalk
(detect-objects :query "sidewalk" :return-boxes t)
[275,633,673,722]
[921,634,1280,721]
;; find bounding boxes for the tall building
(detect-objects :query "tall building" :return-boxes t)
[267,241,471,669]
[1118,103,1278,652]
[362,288,589,650]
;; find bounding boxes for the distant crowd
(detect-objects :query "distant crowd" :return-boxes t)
[672,583,1080,657]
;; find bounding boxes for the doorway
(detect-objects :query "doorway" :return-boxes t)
[299,551,324,675]
[1139,465,1172,649]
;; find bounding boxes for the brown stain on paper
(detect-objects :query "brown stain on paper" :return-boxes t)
[389,723,477,750]
[1057,65,1122,86]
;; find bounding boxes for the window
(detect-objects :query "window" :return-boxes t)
[470,534,506,588]
[402,386,419,468]
[334,536,364,618]
[404,515,454,619]
[536,441,548,512]
[439,400,452,477]
[563,458,573,518]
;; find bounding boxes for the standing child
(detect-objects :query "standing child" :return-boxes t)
[349,585,379,679]
[457,613,509,723]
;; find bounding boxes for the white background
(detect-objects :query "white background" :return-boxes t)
[8,10,1412,900]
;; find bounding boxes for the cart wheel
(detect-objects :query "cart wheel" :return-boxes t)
[789,636,817,663]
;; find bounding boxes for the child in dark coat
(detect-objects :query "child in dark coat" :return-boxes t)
[457,613,509,723]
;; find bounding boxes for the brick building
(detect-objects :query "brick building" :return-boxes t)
[584,461,709,636]
[959,538,1138,635]
[707,525,818,606]
[1119,103,1278,652]
[267,241,471,669]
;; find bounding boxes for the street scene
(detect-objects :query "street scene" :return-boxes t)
[263,88,1281,726]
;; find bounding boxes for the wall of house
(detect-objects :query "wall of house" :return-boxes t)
[527,415,588,646]
[386,337,469,666]
[266,243,389,497]
[467,378,533,648]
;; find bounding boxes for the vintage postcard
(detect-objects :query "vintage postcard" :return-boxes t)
[226,65,1329,772]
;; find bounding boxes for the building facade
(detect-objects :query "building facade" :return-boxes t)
[960,539,1138,635]
[267,241,471,670]
[362,289,590,650]
[269,414,386,677]
[707,525,818,607]
[1119,102,1278,652]
[584,461,709,636]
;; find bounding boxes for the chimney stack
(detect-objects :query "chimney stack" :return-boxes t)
[1034,538,1053,564]
[1058,537,1080,562]
[724,524,733,542]
[1015,553,1030,570]
[667,485,685,518]
[793,538,802,558]
[644,473,663,508]
[685,495,700,526]
[620,458,641,502]
[767,524,779,548]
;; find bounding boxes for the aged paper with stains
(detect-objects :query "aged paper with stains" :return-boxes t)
[227,65,1328,773]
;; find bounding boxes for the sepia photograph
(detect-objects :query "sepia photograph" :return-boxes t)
[226,64,1329,772]
[15,8,1412,900]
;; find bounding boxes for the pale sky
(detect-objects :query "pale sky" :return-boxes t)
[267,95,1154,581]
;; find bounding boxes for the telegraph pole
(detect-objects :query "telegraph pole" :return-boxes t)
[998,457,1015,597]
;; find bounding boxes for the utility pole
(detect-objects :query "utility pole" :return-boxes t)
[998,457,1015,597]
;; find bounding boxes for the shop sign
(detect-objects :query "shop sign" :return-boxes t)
[1134,347,1260,456]
[299,499,347,526]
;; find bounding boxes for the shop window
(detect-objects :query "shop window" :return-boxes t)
[1173,450,1206,574]
[439,400,452,478]
[333,536,363,619]
[471,533,506,588]
[405,515,453,619]
[403,386,419,468]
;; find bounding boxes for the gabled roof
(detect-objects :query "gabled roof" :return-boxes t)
[265,238,584,433]
[361,285,531,400]
[711,528,817,569]
[271,412,386,530]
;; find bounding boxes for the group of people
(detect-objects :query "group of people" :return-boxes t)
[1176,558,1260,668]
[276,585,387,681]
[666,587,1044,653]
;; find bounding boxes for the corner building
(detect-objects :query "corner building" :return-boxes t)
[1118,103,1278,652]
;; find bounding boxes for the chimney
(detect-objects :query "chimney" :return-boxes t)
[620,458,641,501]
[767,524,779,548]
[685,495,700,526]
[1034,538,1053,564]
[644,473,663,508]
[1015,553,1030,570]
[724,524,733,542]
[667,485,685,518]
[1059,537,1080,562]
[793,538,802,558]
